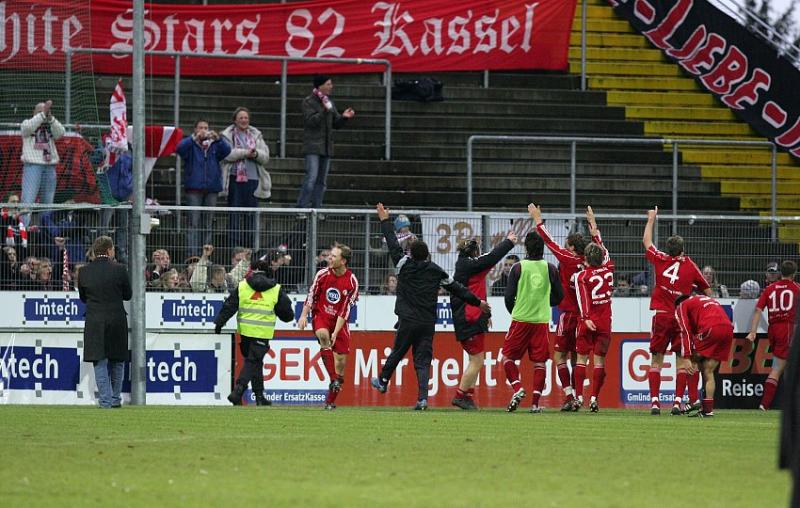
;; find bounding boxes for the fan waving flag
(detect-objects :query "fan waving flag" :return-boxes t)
[108,79,128,154]
[142,126,182,181]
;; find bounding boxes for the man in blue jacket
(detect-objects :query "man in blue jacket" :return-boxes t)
[176,119,231,256]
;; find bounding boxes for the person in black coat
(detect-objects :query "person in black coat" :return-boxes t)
[370,203,490,410]
[781,323,800,507]
[78,236,132,409]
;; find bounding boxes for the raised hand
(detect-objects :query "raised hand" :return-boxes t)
[376,202,389,221]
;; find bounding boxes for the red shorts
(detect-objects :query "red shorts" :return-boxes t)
[694,324,733,362]
[313,315,350,355]
[576,322,611,356]
[502,320,550,363]
[650,312,680,355]
[768,322,794,360]
[554,311,579,353]
[460,333,485,355]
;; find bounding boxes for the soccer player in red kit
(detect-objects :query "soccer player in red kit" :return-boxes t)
[643,206,712,415]
[574,237,614,412]
[675,294,734,417]
[532,204,602,411]
[297,243,359,410]
[747,260,800,410]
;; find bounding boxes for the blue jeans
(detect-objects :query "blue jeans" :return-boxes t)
[94,358,125,408]
[228,177,258,248]
[101,207,130,264]
[21,163,57,226]
[296,155,330,208]
[186,191,218,255]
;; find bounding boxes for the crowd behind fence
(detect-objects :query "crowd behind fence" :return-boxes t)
[2,203,798,299]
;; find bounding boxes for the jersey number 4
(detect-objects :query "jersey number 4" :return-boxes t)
[662,262,680,285]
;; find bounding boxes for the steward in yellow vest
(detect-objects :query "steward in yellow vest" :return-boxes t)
[214,258,294,406]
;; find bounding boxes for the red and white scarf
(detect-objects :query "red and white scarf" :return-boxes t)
[313,88,333,111]
[233,128,256,173]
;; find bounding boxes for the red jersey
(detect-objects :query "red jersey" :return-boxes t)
[645,246,709,312]
[575,265,613,327]
[538,223,603,314]
[304,267,359,322]
[675,295,731,356]
[756,279,800,325]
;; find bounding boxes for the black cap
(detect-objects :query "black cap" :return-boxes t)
[313,74,331,88]
[766,262,779,273]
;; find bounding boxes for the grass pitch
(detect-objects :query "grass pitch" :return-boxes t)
[0,406,788,507]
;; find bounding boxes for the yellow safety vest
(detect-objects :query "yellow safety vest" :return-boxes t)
[237,280,280,340]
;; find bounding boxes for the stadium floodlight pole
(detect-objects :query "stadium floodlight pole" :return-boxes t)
[466,137,474,210]
[280,60,288,158]
[580,0,588,91]
[672,141,679,235]
[174,56,182,233]
[130,0,147,405]
[570,141,577,216]
[64,54,72,125]
[771,143,777,241]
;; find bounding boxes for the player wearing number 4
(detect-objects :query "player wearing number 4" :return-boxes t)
[297,244,359,411]
[643,206,712,415]
[746,260,800,411]
[573,217,614,413]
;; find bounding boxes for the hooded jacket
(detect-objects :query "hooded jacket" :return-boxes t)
[214,270,294,339]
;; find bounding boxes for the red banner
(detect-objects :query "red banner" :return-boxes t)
[1,0,577,75]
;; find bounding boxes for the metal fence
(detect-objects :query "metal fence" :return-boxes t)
[4,204,798,298]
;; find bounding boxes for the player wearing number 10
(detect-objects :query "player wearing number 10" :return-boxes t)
[747,260,800,411]
[643,207,711,415]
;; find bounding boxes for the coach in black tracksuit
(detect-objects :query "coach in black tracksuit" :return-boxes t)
[370,203,490,409]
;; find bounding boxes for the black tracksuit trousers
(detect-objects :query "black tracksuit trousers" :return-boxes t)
[380,320,434,401]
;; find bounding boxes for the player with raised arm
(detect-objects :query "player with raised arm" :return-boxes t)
[675,294,734,418]
[573,219,614,413]
[531,203,601,411]
[643,206,712,415]
[297,244,359,410]
[746,260,800,411]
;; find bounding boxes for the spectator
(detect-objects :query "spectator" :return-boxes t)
[221,107,270,247]
[733,281,766,334]
[0,246,22,289]
[146,249,171,284]
[267,249,295,293]
[297,74,355,208]
[381,273,398,295]
[71,262,86,292]
[31,257,55,291]
[155,268,181,292]
[190,245,222,292]
[613,274,631,297]
[491,254,520,297]
[41,206,87,270]
[176,119,231,256]
[765,262,781,289]
[381,214,417,255]
[20,99,65,227]
[1,193,21,230]
[206,265,229,293]
[227,246,251,289]
[19,256,39,288]
[702,265,729,298]
[316,248,331,271]
[739,279,761,299]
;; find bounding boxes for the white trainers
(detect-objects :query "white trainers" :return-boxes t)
[506,388,527,412]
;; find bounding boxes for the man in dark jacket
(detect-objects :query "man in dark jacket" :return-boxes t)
[781,323,800,506]
[78,236,132,409]
[450,233,516,410]
[214,258,293,406]
[176,119,231,256]
[296,74,355,208]
[370,203,491,410]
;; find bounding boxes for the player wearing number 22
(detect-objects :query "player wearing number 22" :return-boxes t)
[747,260,800,411]
[643,207,712,415]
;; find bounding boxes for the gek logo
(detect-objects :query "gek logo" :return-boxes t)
[263,337,327,390]
[620,339,677,405]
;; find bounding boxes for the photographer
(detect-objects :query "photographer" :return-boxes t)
[176,119,231,257]
[20,100,65,227]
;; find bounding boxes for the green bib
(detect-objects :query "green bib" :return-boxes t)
[510,259,551,324]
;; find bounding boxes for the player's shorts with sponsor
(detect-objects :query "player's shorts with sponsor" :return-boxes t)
[650,312,680,354]
[554,311,580,353]
[694,324,734,362]
[460,333,485,355]
[502,320,549,362]
[576,321,611,356]
[768,321,794,360]
[313,314,351,354]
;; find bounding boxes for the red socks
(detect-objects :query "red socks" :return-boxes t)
[674,368,687,404]
[531,366,546,406]
[573,363,587,400]
[557,362,572,395]
[320,347,337,379]
[591,365,606,398]
[702,398,714,414]
[326,375,344,404]
[455,388,475,400]
[648,368,661,403]
[688,371,700,403]
[761,377,779,409]
[503,360,522,392]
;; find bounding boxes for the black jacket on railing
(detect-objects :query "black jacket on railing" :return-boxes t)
[381,219,480,326]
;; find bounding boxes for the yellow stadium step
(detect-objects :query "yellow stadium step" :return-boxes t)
[569,33,650,48]
[589,76,701,91]
[568,47,664,62]
[625,106,735,121]
[720,181,800,195]
[606,91,718,107]
[701,165,800,180]
[681,150,794,166]
[570,61,685,76]
[741,196,800,210]
[579,5,620,19]
[644,121,756,136]
[573,18,636,33]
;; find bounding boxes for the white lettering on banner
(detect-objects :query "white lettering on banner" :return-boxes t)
[146,356,197,382]
[34,300,79,317]
[721,378,764,397]
[0,353,59,379]
[171,301,215,318]
[474,10,498,54]
[110,9,260,57]
[0,3,82,63]
[372,2,418,56]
